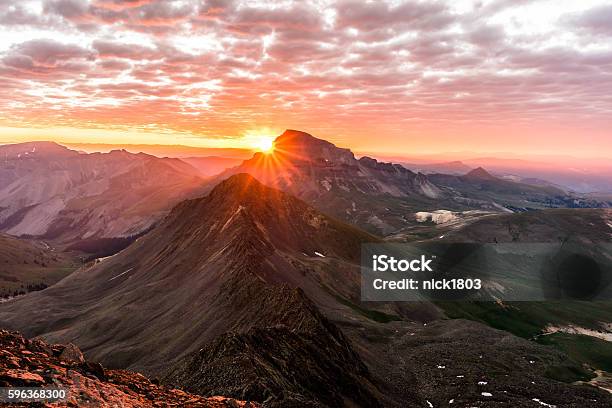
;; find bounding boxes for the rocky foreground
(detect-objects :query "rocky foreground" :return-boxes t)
[0,329,258,407]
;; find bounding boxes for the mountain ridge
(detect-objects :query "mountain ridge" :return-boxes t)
[217,130,600,236]
[0,173,386,406]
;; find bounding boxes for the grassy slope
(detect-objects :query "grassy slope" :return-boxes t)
[0,234,79,297]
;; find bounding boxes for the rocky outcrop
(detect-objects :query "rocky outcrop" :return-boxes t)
[0,329,258,407]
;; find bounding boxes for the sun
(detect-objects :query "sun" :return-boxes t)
[253,136,275,154]
[244,129,278,154]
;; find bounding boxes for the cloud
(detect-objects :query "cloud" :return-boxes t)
[92,40,159,60]
[468,24,505,48]
[44,0,89,19]
[565,4,612,37]
[335,0,454,31]
[18,39,91,63]
[0,0,611,151]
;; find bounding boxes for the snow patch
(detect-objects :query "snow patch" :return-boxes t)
[108,268,133,282]
[96,254,116,263]
[220,205,246,232]
[481,392,492,397]
[532,398,556,407]
[314,251,325,258]
[415,210,458,225]
[543,324,612,342]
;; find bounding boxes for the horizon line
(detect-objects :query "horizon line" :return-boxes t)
[2,138,612,164]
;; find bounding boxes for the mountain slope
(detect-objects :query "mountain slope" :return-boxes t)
[442,208,612,243]
[0,234,78,299]
[426,167,571,211]
[0,142,208,247]
[0,173,385,406]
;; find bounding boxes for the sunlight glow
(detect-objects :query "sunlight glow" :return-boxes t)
[252,136,275,153]
[243,129,278,154]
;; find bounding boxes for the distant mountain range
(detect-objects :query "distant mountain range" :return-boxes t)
[2,134,607,247]
[219,130,609,236]
[63,142,253,160]
[179,156,243,176]
[0,141,209,251]
[400,155,612,194]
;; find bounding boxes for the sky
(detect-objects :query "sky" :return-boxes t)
[0,0,611,157]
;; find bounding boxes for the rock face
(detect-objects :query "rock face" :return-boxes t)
[58,343,85,364]
[0,329,259,407]
[0,141,207,246]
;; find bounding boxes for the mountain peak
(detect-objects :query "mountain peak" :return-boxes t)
[271,129,356,166]
[276,129,316,142]
[0,141,77,159]
[465,166,496,180]
[209,173,271,199]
